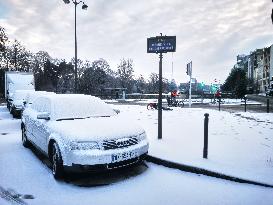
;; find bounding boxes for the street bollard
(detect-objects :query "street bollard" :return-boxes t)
[244,95,247,112]
[218,98,221,111]
[267,99,270,113]
[203,113,209,159]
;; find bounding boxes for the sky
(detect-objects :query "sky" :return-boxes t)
[0,0,272,84]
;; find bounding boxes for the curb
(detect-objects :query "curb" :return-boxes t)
[146,155,273,188]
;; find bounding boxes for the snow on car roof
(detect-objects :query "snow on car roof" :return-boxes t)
[34,94,117,120]
[26,91,55,103]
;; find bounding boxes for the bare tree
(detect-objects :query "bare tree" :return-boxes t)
[0,26,8,53]
[8,39,31,72]
[80,59,109,95]
[117,58,134,92]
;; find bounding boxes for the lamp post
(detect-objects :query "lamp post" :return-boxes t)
[63,0,88,93]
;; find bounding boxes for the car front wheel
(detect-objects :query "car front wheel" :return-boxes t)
[51,143,64,179]
[22,127,30,148]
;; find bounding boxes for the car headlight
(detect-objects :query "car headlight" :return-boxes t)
[138,132,147,142]
[71,141,100,150]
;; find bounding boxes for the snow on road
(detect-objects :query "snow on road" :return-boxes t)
[0,105,273,205]
[112,104,273,185]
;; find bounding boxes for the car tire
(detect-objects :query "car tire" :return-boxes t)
[11,107,15,117]
[22,127,30,148]
[51,143,64,180]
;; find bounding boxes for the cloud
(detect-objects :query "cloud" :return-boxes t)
[1,0,272,83]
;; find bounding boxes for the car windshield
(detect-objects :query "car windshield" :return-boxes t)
[50,95,117,121]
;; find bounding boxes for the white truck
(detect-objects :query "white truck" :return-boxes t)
[5,71,35,110]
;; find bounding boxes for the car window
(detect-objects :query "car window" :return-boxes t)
[31,97,51,113]
[51,95,116,120]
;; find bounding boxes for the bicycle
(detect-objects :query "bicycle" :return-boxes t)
[147,103,172,110]
[167,96,184,108]
[147,102,158,110]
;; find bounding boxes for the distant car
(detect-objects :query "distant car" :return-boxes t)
[21,94,149,179]
[266,89,273,96]
[9,90,35,118]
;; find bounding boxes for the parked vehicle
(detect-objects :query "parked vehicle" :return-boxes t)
[5,72,35,110]
[9,90,35,118]
[21,94,149,179]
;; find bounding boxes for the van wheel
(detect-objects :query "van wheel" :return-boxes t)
[51,143,64,180]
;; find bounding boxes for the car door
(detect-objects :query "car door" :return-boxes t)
[23,113,34,143]
[33,98,51,153]
[24,101,41,146]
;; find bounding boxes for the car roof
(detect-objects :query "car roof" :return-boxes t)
[33,94,116,120]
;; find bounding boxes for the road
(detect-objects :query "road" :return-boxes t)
[109,95,273,113]
[0,105,272,205]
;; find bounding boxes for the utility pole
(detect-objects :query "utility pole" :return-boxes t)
[187,61,192,108]
[74,2,78,93]
[62,0,88,93]
[158,51,163,139]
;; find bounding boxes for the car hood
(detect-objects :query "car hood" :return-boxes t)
[47,115,144,142]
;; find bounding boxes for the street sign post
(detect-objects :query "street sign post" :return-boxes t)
[186,61,192,108]
[147,34,176,140]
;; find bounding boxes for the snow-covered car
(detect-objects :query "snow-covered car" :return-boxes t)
[21,94,149,179]
[9,90,35,118]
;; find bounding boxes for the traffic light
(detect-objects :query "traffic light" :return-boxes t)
[271,9,273,24]
[186,62,192,76]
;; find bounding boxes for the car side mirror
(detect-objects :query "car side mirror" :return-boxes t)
[113,109,120,114]
[37,112,50,120]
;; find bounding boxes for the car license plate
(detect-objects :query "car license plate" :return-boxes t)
[111,151,137,163]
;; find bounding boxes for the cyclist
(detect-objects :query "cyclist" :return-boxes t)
[171,90,178,105]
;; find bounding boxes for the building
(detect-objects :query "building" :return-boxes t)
[236,54,249,71]
[254,49,264,92]
[244,44,273,93]
[247,51,255,90]
[270,45,273,90]
[263,46,271,92]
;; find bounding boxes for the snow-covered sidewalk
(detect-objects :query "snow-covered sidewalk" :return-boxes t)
[112,104,273,185]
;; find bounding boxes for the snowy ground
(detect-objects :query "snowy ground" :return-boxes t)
[111,104,273,185]
[0,105,273,205]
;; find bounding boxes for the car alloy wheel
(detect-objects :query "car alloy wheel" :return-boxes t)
[51,143,64,179]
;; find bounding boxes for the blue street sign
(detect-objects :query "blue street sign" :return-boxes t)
[147,36,176,53]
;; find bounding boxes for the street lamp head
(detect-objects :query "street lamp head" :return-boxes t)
[63,0,70,4]
[82,3,88,10]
